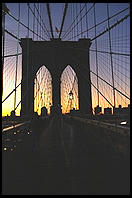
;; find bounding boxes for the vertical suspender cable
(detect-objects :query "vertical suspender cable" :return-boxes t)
[2,3,6,96]
[107,3,116,113]
[73,4,75,41]
[37,3,39,40]
[33,3,35,40]
[72,4,73,40]
[27,3,29,37]
[76,4,79,41]
[38,3,40,40]
[80,3,83,38]
[14,3,20,112]
[40,3,41,40]
[70,4,72,40]
[94,4,99,106]
[26,3,30,111]
[46,3,54,39]
[59,3,68,39]
[85,3,89,38]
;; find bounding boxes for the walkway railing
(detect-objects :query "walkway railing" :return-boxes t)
[65,115,130,136]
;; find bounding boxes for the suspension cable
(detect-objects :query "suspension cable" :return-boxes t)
[107,3,116,111]
[63,3,95,40]
[94,4,99,106]
[59,3,68,38]
[46,3,54,39]
[14,3,20,112]
[67,8,129,41]
[62,3,86,39]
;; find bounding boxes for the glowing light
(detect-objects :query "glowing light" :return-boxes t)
[120,121,127,125]
[4,147,7,151]
[69,91,73,100]
[5,138,10,142]
[14,132,16,135]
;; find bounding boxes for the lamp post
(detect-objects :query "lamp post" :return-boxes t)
[69,90,73,111]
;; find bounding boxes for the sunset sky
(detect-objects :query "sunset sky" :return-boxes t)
[2,3,130,116]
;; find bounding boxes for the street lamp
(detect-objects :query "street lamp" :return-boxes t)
[69,90,73,110]
[69,90,73,100]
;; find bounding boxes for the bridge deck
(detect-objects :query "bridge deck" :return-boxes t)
[2,116,130,195]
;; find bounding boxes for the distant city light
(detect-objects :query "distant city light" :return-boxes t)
[120,121,127,125]
[14,132,16,135]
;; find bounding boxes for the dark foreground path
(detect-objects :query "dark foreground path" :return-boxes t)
[2,115,130,195]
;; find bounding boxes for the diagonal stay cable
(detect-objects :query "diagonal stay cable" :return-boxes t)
[67,7,129,41]
[2,65,43,104]
[46,3,54,39]
[5,11,47,40]
[33,3,51,39]
[27,3,50,39]
[67,51,129,108]
[91,82,114,108]
[61,3,87,39]
[63,3,95,40]
[59,3,68,38]
[40,40,130,101]
[2,82,21,103]
[14,69,48,112]
[91,13,130,41]
[90,70,130,100]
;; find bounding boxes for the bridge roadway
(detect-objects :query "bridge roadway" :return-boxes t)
[2,115,130,195]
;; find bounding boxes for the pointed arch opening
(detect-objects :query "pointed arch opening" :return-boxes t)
[61,65,79,114]
[34,65,52,115]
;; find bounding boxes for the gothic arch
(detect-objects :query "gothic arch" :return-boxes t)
[60,65,79,114]
[34,65,52,115]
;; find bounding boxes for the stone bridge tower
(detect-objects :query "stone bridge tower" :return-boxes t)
[20,38,92,117]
